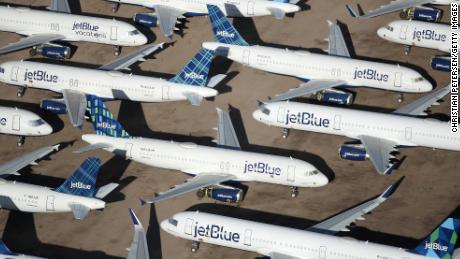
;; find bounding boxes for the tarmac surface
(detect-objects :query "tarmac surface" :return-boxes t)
[0,0,457,258]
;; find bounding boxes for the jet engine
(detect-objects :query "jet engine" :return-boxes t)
[133,13,159,28]
[401,7,442,22]
[40,98,67,114]
[338,144,368,161]
[431,56,451,72]
[316,89,354,106]
[197,187,243,203]
[31,44,71,59]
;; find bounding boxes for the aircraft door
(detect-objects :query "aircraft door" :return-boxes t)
[319,246,327,259]
[184,218,194,235]
[110,26,118,41]
[10,66,19,82]
[287,165,295,183]
[12,115,20,131]
[394,72,402,87]
[242,50,250,65]
[405,127,412,140]
[399,25,408,40]
[162,86,170,100]
[333,115,341,130]
[277,107,285,124]
[46,195,55,211]
[247,1,255,15]
[243,229,252,246]
[125,142,133,158]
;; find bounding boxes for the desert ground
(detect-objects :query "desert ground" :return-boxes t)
[0,0,457,258]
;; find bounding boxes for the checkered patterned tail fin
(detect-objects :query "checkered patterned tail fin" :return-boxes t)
[86,95,130,138]
[410,218,460,259]
[207,4,249,46]
[168,48,214,86]
[55,157,100,197]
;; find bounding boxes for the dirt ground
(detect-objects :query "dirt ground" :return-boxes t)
[0,0,458,258]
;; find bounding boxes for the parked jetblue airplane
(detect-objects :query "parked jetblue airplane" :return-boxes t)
[76,95,328,202]
[0,106,52,146]
[0,0,147,58]
[253,85,455,175]
[0,154,118,220]
[0,240,45,259]
[107,0,300,38]
[202,5,432,104]
[0,44,223,128]
[346,0,456,19]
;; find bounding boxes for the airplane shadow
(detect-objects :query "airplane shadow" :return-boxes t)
[146,203,163,259]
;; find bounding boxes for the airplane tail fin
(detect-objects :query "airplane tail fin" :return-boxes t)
[207,4,249,46]
[55,157,100,198]
[0,240,14,256]
[168,48,215,87]
[409,218,460,259]
[86,95,130,138]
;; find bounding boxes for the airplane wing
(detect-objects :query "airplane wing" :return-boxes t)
[153,5,184,38]
[347,0,434,19]
[49,0,71,13]
[269,252,302,259]
[127,209,150,259]
[308,178,401,234]
[98,43,164,71]
[268,80,346,102]
[358,135,398,175]
[215,108,241,150]
[141,173,236,204]
[327,21,351,58]
[0,144,59,176]
[393,85,451,116]
[0,34,65,54]
[62,89,87,128]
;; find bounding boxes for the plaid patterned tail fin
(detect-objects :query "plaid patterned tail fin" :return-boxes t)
[55,157,100,197]
[168,48,214,86]
[207,4,249,46]
[86,95,130,138]
[410,218,460,259]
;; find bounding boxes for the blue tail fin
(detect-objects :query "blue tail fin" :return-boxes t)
[207,5,249,46]
[55,157,100,197]
[410,218,460,259]
[168,48,214,86]
[0,240,14,256]
[86,95,130,138]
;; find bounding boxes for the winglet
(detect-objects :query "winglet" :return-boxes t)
[379,176,404,199]
[256,100,267,107]
[383,162,398,176]
[129,208,141,226]
[345,4,364,18]
[140,198,149,206]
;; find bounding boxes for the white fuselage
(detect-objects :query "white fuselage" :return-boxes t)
[202,43,433,93]
[377,20,450,53]
[82,134,328,187]
[0,179,105,214]
[110,0,300,17]
[0,106,52,136]
[0,5,147,47]
[252,101,460,151]
[0,61,217,102]
[0,254,45,259]
[162,212,430,259]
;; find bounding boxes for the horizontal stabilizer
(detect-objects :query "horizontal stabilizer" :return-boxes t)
[73,143,113,154]
[207,74,227,88]
[184,92,203,106]
[95,183,119,199]
[69,203,90,220]
[268,8,286,19]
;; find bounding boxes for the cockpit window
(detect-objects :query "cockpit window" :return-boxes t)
[305,170,320,176]
[385,25,394,32]
[129,30,140,36]
[262,107,271,115]
[28,119,45,127]
[168,218,178,226]
[413,77,424,82]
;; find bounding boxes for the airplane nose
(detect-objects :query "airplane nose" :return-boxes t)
[40,123,53,135]
[252,109,262,121]
[422,80,434,92]
[376,27,386,39]
[316,173,329,187]
[160,219,168,231]
[137,35,148,45]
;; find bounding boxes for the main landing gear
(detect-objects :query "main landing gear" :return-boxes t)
[17,86,26,97]
[282,128,290,139]
[290,186,298,198]
[403,45,411,55]
[17,136,24,147]
[113,46,121,56]
[191,241,199,252]
[111,2,119,13]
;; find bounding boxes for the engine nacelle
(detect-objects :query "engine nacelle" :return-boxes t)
[339,144,368,161]
[40,99,67,114]
[402,7,442,22]
[133,13,158,28]
[316,89,353,106]
[205,187,243,203]
[431,56,451,72]
[34,45,71,59]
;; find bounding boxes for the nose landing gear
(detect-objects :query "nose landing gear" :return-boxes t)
[191,241,199,252]
[397,93,404,103]
[403,45,411,55]
[290,186,298,198]
[111,2,119,13]
[282,128,290,139]
[17,86,26,97]
[113,46,121,56]
[17,136,24,147]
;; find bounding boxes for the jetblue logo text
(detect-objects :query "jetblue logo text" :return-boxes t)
[353,68,389,82]
[424,242,448,252]
[184,72,205,80]
[0,118,6,126]
[413,29,447,42]
[285,111,330,128]
[193,223,240,243]
[216,30,235,38]
[70,181,91,190]
[97,121,116,130]
[72,22,106,39]
[244,161,281,176]
[24,69,58,83]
